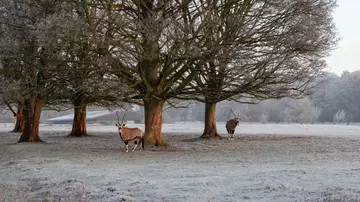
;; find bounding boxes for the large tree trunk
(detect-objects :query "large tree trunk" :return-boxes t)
[200,102,221,138]
[12,104,24,132]
[18,97,44,142]
[143,99,167,146]
[68,104,87,137]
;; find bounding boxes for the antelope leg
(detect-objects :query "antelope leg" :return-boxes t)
[125,141,129,153]
[132,140,138,152]
[132,145,137,152]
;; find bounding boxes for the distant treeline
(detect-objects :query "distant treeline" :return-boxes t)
[162,71,360,124]
[1,71,358,124]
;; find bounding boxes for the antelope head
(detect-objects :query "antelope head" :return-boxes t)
[115,123,126,130]
[229,109,241,125]
[115,110,126,134]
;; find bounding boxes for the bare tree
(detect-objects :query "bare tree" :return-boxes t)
[104,1,213,146]
[0,60,24,132]
[0,0,129,140]
[0,0,67,142]
[179,0,338,137]
[0,13,25,132]
[34,1,130,137]
[297,98,321,123]
[333,109,346,123]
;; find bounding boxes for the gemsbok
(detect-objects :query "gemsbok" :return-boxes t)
[115,111,144,152]
[226,109,241,140]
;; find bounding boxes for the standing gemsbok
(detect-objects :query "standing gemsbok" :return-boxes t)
[115,111,144,152]
[226,109,241,140]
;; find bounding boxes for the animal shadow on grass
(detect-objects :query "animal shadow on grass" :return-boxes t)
[181,136,225,143]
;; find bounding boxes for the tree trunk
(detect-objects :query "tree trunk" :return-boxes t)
[12,104,24,132]
[18,97,44,142]
[68,104,87,137]
[143,99,167,146]
[200,102,221,138]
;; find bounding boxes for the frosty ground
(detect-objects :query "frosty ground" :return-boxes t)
[1,123,360,202]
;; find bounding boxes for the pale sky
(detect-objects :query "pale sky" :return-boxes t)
[326,0,360,75]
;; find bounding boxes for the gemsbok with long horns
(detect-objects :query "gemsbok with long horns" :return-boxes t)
[115,111,144,152]
[226,109,241,140]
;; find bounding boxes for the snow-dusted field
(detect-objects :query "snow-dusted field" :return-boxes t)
[1,122,358,136]
[1,123,360,201]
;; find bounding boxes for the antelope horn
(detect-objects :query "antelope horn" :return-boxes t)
[120,110,127,125]
[116,111,120,125]
[230,109,236,118]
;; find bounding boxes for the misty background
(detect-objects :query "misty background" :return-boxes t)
[161,71,360,124]
[0,71,358,124]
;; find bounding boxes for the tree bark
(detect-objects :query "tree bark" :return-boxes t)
[143,99,167,146]
[200,102,221,138]
[18,97,44,142]
[68,104,87,137]
[12,104,24,132]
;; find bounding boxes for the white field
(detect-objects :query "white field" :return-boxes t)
[1,123,360,201]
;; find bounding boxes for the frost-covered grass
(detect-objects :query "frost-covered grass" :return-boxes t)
[2,122,359,137]
[1,124,360,201]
